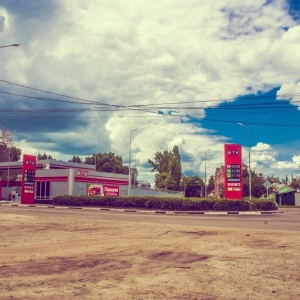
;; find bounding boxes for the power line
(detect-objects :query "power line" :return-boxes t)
[0,88,299,114]
[0,81,157,115]
[1,79,300,111]
[1,79,300,127]
[1,113,300,127]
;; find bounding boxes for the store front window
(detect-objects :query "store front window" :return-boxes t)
[36,181,50,199]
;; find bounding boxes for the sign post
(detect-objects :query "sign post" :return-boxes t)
[21,154,36,204]
[224,144,243,200]
[263,180,272,198]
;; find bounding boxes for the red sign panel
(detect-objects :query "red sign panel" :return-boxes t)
[87,184,120,196]
[76,170,89,176]
[224,144,243,200]
[103,185,119,196]
[21,154,37,204]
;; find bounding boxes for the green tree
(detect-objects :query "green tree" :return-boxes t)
[148,145,182,191]
[251,176,266,198]
[207,175,215,195]
[38,153,54,160]
[243,170,265,198]
[0,143,9,162]
[69,155,82,163]
[290,177,300,190]
[156,172,176,190]
[0,143,21,162]
[85,152,129,174]
[0,129,13,144]
[0,130,22,162]
[171,146,182,190]
[181,176,204,197]
[9,146,22,162]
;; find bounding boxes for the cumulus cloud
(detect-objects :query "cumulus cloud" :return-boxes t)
[277,80,300,109]
[292,154,300,167]
[252,142,273,151]
[247,142,300,178]
[0,16,5,32]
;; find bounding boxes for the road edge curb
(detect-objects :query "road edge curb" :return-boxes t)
[0,202,277,215]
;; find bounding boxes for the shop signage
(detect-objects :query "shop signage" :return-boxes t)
[224,144,243,200]
[21,154,37,204]
[76,170,89,176]
[87,184,119,196]
[103,185,119,196]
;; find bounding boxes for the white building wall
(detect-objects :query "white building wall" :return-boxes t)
[74,182,86,196]
[50,182,68,198]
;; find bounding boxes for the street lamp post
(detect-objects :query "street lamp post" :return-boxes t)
[238,123,251,201]
[133,154,139,196]
[128,129,137,196]
[94,136,100,170]
[0,43,21,49]
[205,149,210,198]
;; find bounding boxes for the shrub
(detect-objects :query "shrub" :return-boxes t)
[214,200,251,211]
[52,195,275,211]
[53,195,277,211]
[251,200,277,211]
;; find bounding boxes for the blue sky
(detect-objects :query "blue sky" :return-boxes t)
[1,0,300,185]
[202,88,300,147]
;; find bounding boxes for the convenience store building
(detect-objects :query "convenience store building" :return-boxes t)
[0,158,129,202]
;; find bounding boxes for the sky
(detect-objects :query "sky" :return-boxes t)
[0,0,300,186]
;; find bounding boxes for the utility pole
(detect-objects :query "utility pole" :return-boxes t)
[238,123,251,201]
[128,129,137,196]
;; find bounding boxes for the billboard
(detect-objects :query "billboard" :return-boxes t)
[88,183,102,196]
[21,154,37,204]
[87,184,119,196]
[103,185,119,196]
[224,144,243,200]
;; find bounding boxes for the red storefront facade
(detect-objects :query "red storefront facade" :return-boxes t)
[0,159,129,202]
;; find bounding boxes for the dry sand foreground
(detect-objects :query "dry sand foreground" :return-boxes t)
[0,214,299,300]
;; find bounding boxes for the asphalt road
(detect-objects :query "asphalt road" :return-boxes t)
[1,204,300,231]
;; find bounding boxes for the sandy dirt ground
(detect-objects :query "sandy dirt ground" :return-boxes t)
[0,213,300,300]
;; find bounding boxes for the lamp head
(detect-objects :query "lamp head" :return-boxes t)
[130,129,137,135]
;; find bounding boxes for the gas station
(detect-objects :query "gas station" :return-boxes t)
[0,155,129,203]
